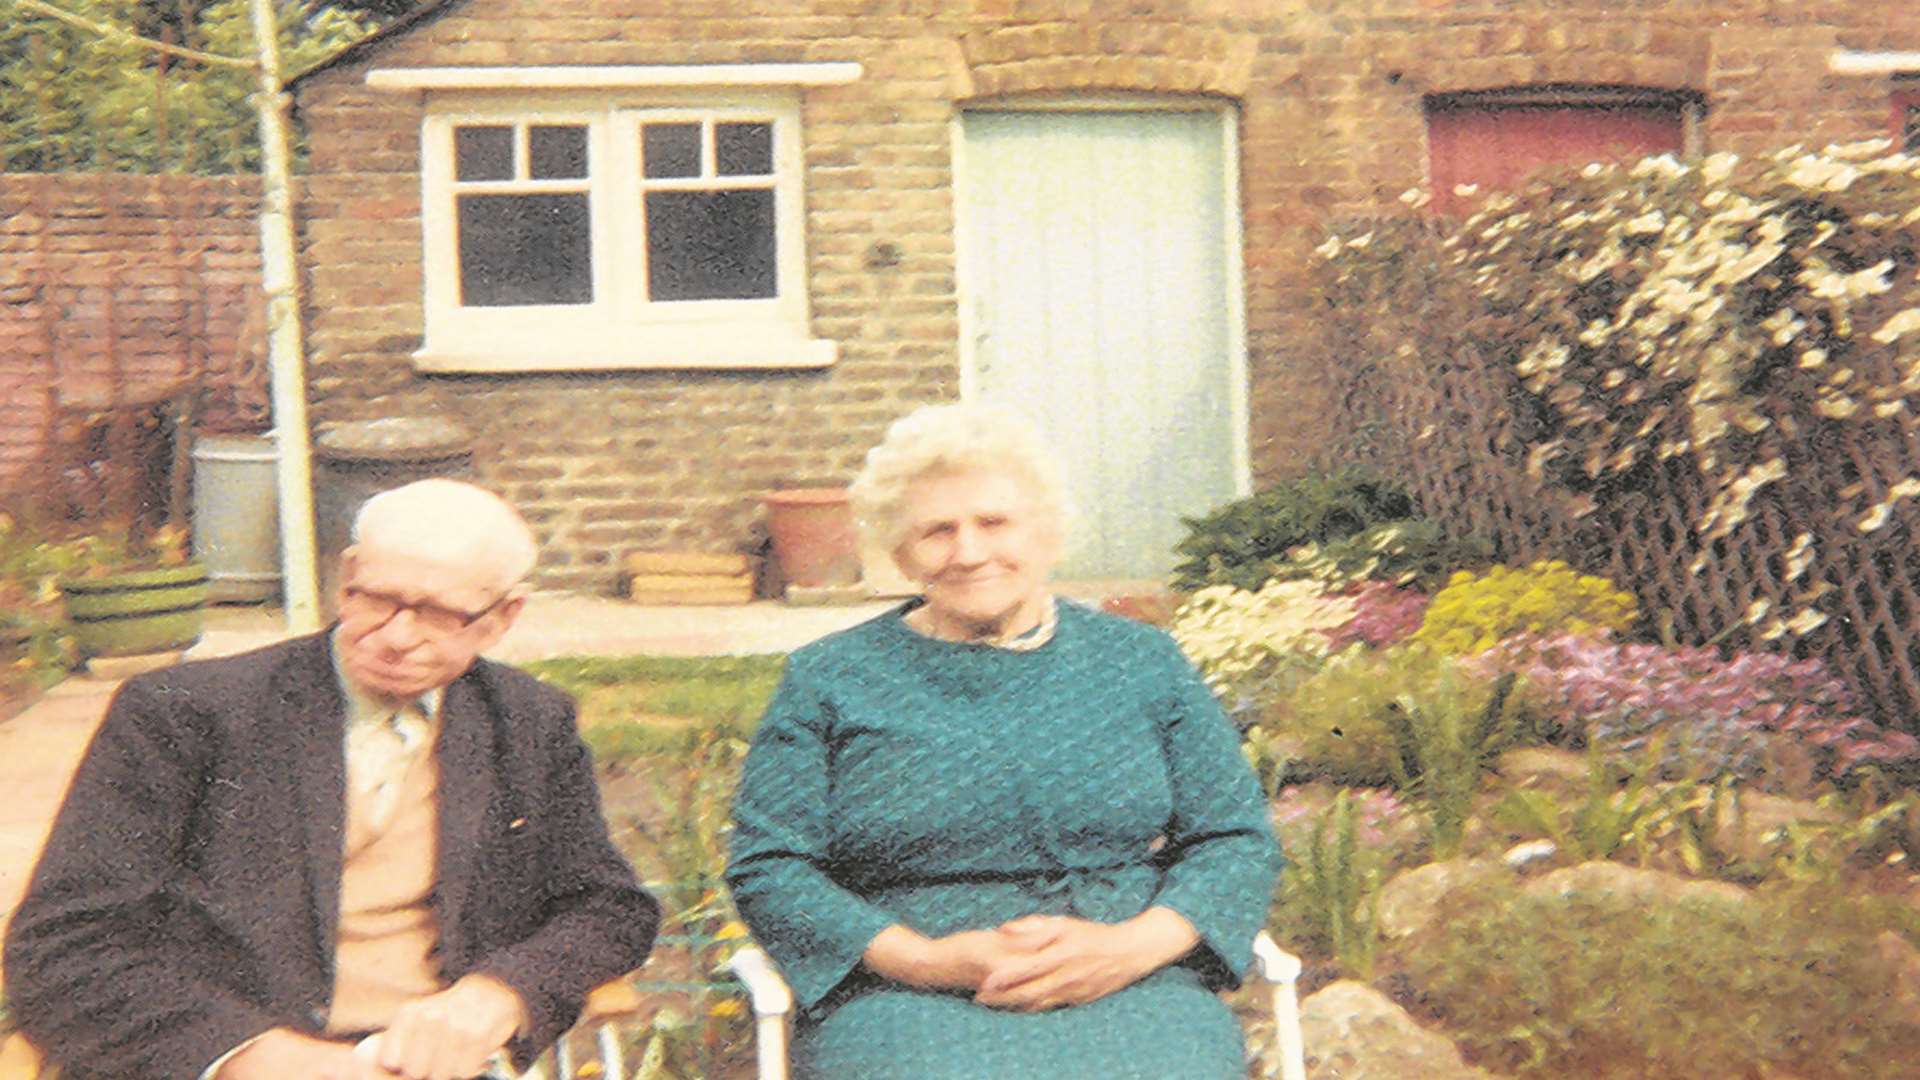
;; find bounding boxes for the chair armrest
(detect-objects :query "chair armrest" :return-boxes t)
[1251,931,1308,1080]
[1251,930,1302,985]
[725,945,795,1018]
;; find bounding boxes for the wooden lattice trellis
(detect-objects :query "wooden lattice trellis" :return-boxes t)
[1320,340,1920,734]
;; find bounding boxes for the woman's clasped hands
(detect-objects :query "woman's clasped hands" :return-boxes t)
[865,906,1201,1013]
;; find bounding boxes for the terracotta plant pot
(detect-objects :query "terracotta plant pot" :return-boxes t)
[763,488,861,589]
[58,562,209,658]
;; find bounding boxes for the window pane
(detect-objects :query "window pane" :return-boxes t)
[645,189,776,301]
[643,123,702,179]
[454,126,514,182]
[1906,105,1920,154]
[457,193,592,306]
[715,122,773,176]
[529,125,588,179]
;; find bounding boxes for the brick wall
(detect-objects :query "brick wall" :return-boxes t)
[0,173,266,497]
[293,0,1920,591]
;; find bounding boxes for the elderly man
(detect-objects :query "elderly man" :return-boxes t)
[5,479,658,1080]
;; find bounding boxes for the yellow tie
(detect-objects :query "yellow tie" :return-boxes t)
[345,701,430,832]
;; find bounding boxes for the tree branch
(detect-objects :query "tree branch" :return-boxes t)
[10,0,258,70]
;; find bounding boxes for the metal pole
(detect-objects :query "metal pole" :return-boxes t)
[247,0,320,632]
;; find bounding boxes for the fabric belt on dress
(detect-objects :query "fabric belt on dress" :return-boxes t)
[845,861,1147,902]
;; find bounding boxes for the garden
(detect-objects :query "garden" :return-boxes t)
[504,140,1920,1078]
[512,467,1920,1078]
[9,139,1920,1079]
[0,513,199,720]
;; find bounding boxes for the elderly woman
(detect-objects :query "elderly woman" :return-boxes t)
[725,404,1282,1079]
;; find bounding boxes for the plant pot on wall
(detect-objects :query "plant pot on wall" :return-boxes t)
[762,487,862,590]
[59,562,210,658]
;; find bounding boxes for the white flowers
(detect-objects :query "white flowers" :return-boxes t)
[1700,152,1739,186]
[1314,232,1376,260]
[1171,580,1358,692]
[1624,210,1666,235]
[1871,308,1920,345]
[1856,478,1920,534]
[1784,154,1862,192]
[1630,154,1687,180]
[1799,259,1893,301]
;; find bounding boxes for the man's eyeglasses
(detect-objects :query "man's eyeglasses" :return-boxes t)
[343,586,509,635]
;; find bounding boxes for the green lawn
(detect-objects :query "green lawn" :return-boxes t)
[524,654,785,763]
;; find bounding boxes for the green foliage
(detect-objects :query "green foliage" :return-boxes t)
[628,732,746,914]
[1493,749,1748,874]
[1274,788,1389,978]
[0,0,373,174]
[1765,783,1920,886]
[1381,668,1518,859]
[1170,471,1416,591]
[618,731,757,1080]
[1269,646,1511,790]
[524,654,783,763]
[1413,560,1638,656]
[1398,877,1920,1078]
[0,511,144,691]
[1279,519,1493,592]
[1315,143,1920,646]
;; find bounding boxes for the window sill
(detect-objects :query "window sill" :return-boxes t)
[412,332,838,373]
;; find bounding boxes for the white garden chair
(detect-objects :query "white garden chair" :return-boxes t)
[718,931,1307,1080]
[514,930,1305,1080]
[10,935,1303,1080]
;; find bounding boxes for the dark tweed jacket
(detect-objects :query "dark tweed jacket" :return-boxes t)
[3,632,659,1080]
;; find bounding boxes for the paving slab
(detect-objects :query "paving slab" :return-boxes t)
[0,681,120,951]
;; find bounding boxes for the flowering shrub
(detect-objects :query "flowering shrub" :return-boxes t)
[1170,579,1357,715]
[1315,142,1920,649]
[1274,519,1493,593]
[1324,581,1429,651]
[1480,633,1918,787]
[1413,561,1638,656]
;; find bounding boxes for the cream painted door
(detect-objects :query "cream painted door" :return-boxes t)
[958,107,1244,579]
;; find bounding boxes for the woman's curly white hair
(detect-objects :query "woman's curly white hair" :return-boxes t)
[849,404,1071,552]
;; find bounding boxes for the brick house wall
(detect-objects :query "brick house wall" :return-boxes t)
[0,174,265,495]
[292,0,1920,592]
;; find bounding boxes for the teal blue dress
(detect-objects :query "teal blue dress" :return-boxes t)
[726,600,1283,1079]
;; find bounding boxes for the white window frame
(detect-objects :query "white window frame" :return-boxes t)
[370,65,860,372]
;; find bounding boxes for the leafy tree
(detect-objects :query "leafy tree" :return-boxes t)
[0,0,376,174]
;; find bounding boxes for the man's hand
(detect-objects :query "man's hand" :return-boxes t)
[973,907,1200,1011]
[371,973,528,1080]
[216,1028,397,1080]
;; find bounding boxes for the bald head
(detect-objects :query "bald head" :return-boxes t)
[350,479,537,595]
